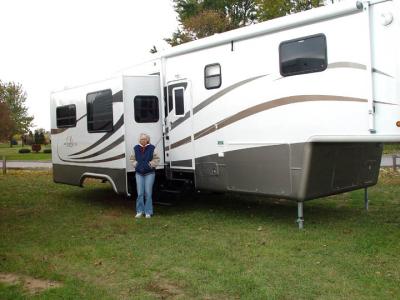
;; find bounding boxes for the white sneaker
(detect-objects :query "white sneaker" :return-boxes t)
[135,212,143,218]
[145,214,151,218]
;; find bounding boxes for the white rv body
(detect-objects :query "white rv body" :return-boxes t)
[51,0,400,202]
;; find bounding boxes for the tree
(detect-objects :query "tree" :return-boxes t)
[256,0,320,22]
[0,102,14,142]
[0,80,34,147]
[166,0,321,46]
[34,128,46,145]
[167,0,257,45]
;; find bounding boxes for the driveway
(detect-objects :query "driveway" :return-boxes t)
[0,160,52,169]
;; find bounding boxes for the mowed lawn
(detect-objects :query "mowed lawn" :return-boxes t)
[0,143,51,161]
[1,170,399,299]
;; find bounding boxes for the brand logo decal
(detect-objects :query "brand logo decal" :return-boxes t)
[64,136,77,147]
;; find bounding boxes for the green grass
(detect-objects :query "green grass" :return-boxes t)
[384,143,400,155]
[1,170,400,299]
[0,143,51,161]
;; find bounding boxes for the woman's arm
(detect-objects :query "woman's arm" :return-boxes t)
[149,152,160,168]
[129,153,137,168]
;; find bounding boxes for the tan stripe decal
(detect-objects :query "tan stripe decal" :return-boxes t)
[51,128,68,134]
[170,136,192,150]
[171,95,368,150]
[328,62,366,70]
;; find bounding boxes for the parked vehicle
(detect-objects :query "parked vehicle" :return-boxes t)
[51,0,400,227]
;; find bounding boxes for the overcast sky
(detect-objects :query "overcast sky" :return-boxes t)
[0,0,178,131]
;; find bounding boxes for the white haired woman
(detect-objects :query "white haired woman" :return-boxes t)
[130,133,160,218]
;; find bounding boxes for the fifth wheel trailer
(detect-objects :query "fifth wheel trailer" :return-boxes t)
[51,0,400,228]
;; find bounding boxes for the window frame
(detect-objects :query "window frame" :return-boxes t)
[279,33,328,77]
[56,104,77,128]
[204,63,222,90]
[86,89,114,133]
[173,87,185,116]
[133,95,160,123]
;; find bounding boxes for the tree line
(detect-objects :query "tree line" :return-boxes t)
[164,0,320,46]
[0,80,34,146]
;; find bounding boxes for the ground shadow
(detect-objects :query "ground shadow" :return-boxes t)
[64,181,366,228]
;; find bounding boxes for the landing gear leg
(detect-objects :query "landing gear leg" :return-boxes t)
[297,201,304,230]
[364,187,369,211]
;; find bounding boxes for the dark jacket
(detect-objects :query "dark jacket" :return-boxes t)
[134,144,155,175]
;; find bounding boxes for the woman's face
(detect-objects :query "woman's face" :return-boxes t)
[139,137,148,146]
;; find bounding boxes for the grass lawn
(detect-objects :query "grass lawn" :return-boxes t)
[383,143,400,155]
[0,143,51,161]
[1,170,399,299]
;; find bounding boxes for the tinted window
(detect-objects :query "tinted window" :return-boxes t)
[56,104,76,128]
[174,88,184,115]
[134,96,159,123]
[279,34,327,77]
[205,63,222,89]
[168,91,173,112]
[163,87,168,117]
[86,89,113,132]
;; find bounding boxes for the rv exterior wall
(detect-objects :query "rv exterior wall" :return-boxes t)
[162,0,399,199]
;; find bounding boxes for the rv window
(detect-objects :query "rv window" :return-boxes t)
[279,34,327,77]
[56,104,76,128]
[134,96,159,123]
[86,89,113,132]
[205,63,221,89]
[174,88,184,115]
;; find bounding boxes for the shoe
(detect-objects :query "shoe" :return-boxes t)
[145,214,151,218]
[135,212,143,218]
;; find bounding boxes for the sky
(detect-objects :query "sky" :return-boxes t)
[0,0,178,131]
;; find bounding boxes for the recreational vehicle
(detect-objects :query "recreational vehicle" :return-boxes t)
[51,0,400,228]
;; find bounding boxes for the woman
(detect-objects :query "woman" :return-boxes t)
[130,133,160,218]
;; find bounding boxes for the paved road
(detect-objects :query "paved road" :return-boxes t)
[0,155,399,170]
[0,160,52,169]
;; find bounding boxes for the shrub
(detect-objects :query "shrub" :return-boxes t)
[31,144,41,153]
[43,149,52,154]
[19,148,31,154]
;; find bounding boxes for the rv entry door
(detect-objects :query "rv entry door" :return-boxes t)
[164,79,194,171]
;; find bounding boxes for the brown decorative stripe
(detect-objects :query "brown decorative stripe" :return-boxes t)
[193,74,267,115]
[374,100,398,106]
[171,159,193,168]
[58,151,125,164]
[69,114,124,156]
[209,95,367,135]
[169,75,267,132]
[328,62,393,78]
[194,124,217,140]
[170,136,192,150]
[76,114,87,123]
[51,128,68,134]
[372,68,393,78]
[171,111,190,130]
[72,135,125,160]
[171,95,368,150]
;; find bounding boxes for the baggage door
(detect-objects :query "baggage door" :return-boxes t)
[164,79,194,170]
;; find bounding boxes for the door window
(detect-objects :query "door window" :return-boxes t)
[173,88,184,115]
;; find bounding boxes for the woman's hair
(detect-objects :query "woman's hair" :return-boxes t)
[139,133,150,143]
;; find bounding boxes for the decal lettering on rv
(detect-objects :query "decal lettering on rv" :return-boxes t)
[64,136,78,148]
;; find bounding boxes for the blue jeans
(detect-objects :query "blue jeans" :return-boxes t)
[135,172,155,215]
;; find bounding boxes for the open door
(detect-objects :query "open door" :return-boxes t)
[123,75,164,195]
[164,79,194,172]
